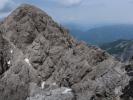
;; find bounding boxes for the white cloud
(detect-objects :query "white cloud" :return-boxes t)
[0,0,15,17]
[0,0,10,9]
[53,0,83,6]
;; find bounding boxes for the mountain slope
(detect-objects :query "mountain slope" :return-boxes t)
[0,4,130,100]
[101,39,133,62]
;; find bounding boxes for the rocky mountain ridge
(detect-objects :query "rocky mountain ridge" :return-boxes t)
[0,4,130,100]
[100,39,133,62]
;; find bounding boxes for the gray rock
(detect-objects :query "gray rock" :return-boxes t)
[26,82,74,100]
[0,4,130,100]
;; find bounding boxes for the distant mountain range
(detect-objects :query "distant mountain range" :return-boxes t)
[66,24,133,45]
[100,39,133,62]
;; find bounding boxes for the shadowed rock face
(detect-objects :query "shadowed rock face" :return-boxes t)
[0,4,130,100]
[120,62,133,100]
[0,33,10,75]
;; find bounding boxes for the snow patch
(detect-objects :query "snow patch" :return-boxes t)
[10,50,13,53]
[62,88,72,94]
[7,61,11,65]
[52,82,56,86]
[24,58,31,66]
[41,81,46,89]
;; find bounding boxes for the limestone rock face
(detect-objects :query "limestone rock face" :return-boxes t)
[26,82,75,100]
[0,4,130,100]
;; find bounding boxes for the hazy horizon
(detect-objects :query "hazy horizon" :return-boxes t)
[1,0,133,28]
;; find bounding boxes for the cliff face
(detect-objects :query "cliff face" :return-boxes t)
[0,4,130,100]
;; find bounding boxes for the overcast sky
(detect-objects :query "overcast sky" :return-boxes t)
[1,0,133,27]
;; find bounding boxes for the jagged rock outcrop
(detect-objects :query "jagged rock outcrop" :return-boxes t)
[0,4,130,100]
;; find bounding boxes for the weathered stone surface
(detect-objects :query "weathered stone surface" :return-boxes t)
[0,4,130,100]
[26,82,75,100]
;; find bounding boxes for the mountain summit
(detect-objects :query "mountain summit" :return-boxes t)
[0,4,130,100]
